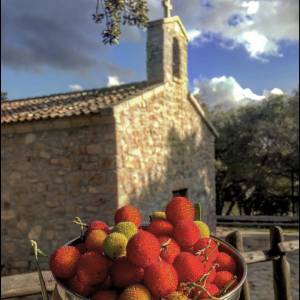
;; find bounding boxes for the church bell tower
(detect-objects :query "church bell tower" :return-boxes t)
[147,0,189,85]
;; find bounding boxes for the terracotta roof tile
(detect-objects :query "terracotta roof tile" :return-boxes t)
[1,81,158,124]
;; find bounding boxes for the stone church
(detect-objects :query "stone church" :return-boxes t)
[1,2,218,274]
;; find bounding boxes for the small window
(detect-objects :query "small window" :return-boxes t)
[172,37,181,79]
[173,188,188,197]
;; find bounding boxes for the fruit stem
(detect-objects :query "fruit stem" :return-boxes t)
[220,276,238,295]
[30,240,49,300]
[161,238,172,248]
[30,240,47,259]
[205,241,220,261]
[194,241,220,263]
[73,217,87,238]
[198,264,217,286]
[188,282,221,299]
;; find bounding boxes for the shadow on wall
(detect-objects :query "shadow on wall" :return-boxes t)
[125,126,216,229]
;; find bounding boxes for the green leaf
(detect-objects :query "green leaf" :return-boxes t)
[194,203,202,221]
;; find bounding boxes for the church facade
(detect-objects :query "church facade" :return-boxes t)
[1,9,218,274]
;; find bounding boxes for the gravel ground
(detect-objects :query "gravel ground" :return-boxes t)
[217,227,299,300]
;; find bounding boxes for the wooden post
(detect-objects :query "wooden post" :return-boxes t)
[270,226,292,300]
[225,231,251,300]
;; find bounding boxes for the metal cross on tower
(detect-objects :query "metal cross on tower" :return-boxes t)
[162,0,173,18]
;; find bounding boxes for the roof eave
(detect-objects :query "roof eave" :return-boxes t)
[188,93,219,138]
[111,82,166,110]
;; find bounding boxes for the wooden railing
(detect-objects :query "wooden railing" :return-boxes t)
[1,226,299,300]
[225,226,299,300]
[217,215,299,228]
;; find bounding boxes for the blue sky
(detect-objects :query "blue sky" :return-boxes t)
[1,0,299,106]
[189,40,299,94]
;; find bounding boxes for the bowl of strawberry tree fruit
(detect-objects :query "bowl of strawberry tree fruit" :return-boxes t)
[49,197,247,300]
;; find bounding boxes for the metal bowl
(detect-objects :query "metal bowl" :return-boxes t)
[52,235,247,300]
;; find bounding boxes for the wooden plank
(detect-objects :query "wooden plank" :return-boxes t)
[217,222,299,228]
[270,226,292,300]
[52,286,62,300]
[241,250,273,264]
[278,240,299,253]
[217,215,299,223]
[1,271,55,299]
[225,231,251,300]
[237,239,298,264]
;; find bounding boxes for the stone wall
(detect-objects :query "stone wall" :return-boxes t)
[114,82,216,230]
[1,113,118,275]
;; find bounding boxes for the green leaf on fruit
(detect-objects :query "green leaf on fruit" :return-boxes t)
[194,203,202,221]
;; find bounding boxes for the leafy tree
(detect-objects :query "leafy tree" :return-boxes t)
[210,91,299,216]
[93,0,149,45]
[1,92,8,101]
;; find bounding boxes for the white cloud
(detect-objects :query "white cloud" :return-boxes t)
[187,29,202,43]
[270,88,284,95]
[68,84,83,91]
[107,76,124,87]
[242,1,260,15]
[263,88,284,97]
[241,31,279,58]
[193,75,284,108]
[156,0,299,59]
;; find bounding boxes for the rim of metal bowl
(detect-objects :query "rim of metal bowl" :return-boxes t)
[211,235,247,300]
[52,235,247,300]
